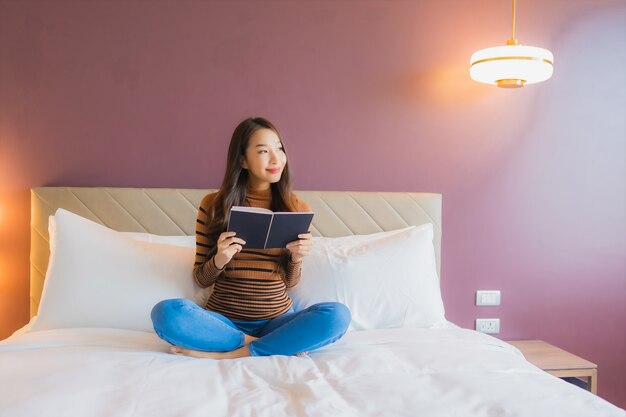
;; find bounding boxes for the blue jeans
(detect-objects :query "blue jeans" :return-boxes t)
[150,299,351,356]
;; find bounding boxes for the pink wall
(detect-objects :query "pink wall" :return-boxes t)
[1,0,624,407]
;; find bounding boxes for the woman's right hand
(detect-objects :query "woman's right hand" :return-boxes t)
[213,231,246,269]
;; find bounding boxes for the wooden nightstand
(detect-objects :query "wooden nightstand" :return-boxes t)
[507,340,598,394]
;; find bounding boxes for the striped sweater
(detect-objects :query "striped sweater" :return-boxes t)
[193,187,313,321]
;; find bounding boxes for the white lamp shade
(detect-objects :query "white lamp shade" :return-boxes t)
[470,45,554,86]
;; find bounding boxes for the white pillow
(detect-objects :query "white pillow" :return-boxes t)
[32,209,203,332]
[289,225,446,330]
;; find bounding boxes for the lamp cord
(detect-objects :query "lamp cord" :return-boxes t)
[511,0,516,41]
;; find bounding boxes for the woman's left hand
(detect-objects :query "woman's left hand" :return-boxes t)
[286,233,313,263]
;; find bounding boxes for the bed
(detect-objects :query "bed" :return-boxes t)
[0,187,622,417]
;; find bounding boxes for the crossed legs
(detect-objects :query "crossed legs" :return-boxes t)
[151,299,351,359]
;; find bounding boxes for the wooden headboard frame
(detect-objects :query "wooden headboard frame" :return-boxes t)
[30,187,442,317]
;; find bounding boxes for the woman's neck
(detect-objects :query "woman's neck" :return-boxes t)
[247,184,270,193]
[246,178,271,194]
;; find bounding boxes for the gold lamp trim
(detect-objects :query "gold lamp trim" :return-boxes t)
[471,56,554,67]
[496,79,526,88]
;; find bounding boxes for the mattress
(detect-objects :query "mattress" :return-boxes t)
[0,324,622,417]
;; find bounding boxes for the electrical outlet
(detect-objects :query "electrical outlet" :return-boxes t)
[476,318,500,334]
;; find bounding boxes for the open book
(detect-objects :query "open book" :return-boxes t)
[226,206,315,249]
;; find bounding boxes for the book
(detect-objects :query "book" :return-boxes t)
[226,206,315,249]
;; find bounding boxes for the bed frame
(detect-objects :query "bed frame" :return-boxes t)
[30,187,442,318]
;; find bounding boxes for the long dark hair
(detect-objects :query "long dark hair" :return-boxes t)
[206,117,298,243]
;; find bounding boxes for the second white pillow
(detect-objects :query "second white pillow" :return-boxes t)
[289,225,446,330]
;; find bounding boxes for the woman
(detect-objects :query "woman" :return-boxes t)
[151,117,351,359]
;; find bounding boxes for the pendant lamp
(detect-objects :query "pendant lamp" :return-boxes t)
[470,0,553,88]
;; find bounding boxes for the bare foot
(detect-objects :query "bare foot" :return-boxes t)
[169,345,310,359]
[170,345,252,359]
[169,334,258,359]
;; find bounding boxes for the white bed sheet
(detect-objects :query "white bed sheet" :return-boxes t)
[0,325,623,417]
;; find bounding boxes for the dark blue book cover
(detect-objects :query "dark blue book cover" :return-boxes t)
[266,212,315,249]
[227,206,314,249]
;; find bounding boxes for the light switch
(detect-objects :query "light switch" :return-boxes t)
[476,290,501,306]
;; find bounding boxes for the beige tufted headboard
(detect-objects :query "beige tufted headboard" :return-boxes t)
[30,187,442,318]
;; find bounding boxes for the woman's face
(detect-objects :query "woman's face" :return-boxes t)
[241,128,287,189]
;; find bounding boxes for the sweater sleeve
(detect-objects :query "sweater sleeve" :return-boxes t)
[192,193,225,288]
[282,194,314,289]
